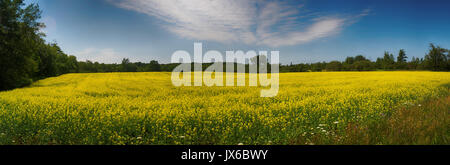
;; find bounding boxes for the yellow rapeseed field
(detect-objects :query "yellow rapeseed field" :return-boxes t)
[0,71,448,144]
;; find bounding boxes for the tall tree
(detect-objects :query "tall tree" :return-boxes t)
[447,49,450,71]
[396,49,407,69]
[344,57,355,64]
[147,60,161,71]
[0,0,43,90]
[381,51,395,70]
[119,58,137,72]
[424,43,447,71]
[397,49,407,63]
[325,61,342,71]
[354,55,368,62]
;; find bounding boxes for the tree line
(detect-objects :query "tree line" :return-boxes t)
[1,1,449,91]
[75,43,450,74]
[280,46,450,72]
[73,39,450,73]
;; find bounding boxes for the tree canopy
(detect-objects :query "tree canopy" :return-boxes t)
[0,0,78,90]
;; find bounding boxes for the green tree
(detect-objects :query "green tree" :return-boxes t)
[396,49,407,69]
[381,51,395,70]
[397,49,407,63]
[326,61,342,71]
[67,55,79,73]
[0,0,43,90]
[353,60,374,71]
[344,56,355,64]
[447,49,450,71]
[343,56,355,70]
[424,43,447,71]
[354,55,368,62]
[119,58,137,72]
[147,60,161,71]
[408,57,421,70]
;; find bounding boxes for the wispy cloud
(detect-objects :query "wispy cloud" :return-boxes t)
[108,0,367,47]
[75,48,124,64]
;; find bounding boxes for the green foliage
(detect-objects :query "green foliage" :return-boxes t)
[279,46,449,72]
[424,43,448,71]
[146,60,161,72]
[0,0,78,91]
[396,49,408,69]
[325,61,342,71]
[353,60,374,71]
[0,0,40,90]
[119,58,137,72]
[380,51,395,70]
[397,49,407,63]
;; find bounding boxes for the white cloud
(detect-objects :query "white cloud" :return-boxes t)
[75,48,125,64]
[108,0,366,47]
[260,18,345,47]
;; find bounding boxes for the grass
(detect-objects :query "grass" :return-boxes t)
[0,71,449,145]
[290,93,449,145]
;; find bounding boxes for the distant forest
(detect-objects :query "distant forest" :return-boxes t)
[76,45,450,73]
[1,1,450,91]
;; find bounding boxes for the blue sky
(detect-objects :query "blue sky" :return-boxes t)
[26,0,450,64]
